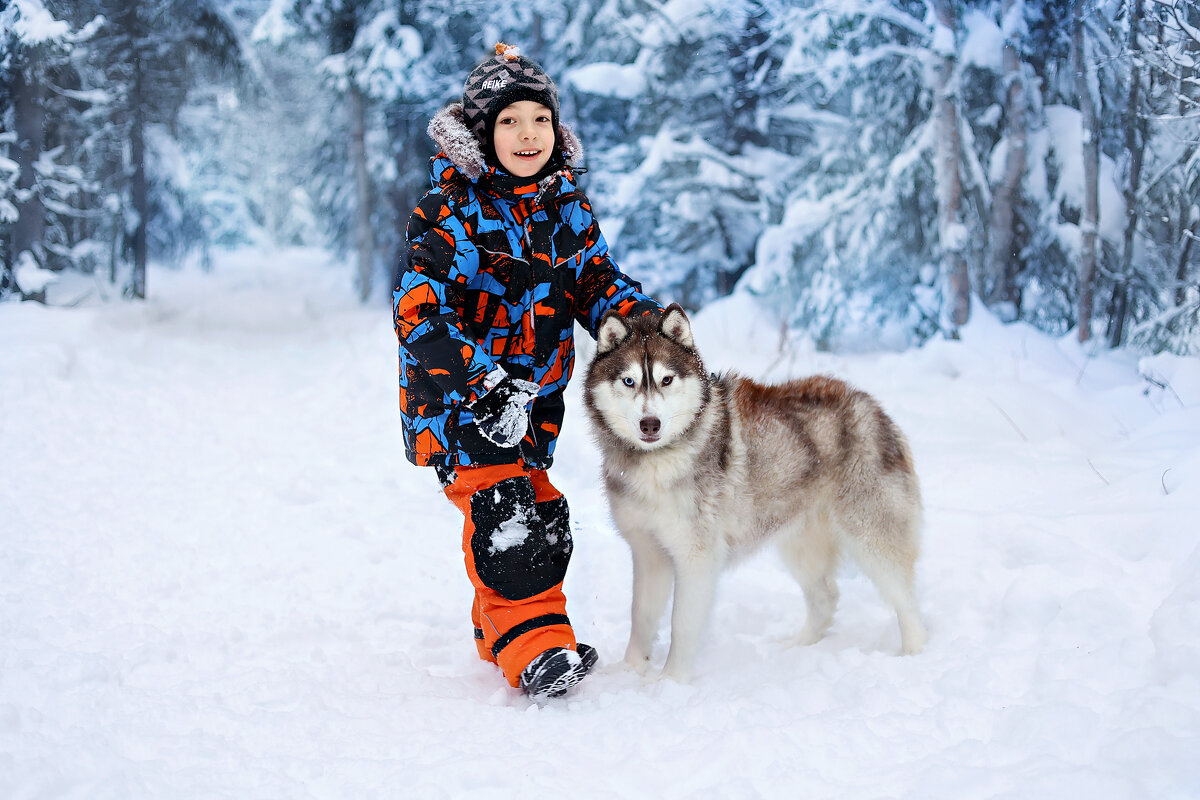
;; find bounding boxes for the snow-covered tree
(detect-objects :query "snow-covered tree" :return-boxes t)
[0,0,102,300]
[257,0,428,302]
[732,0,966,348]
[68,0,248,298]
[984,0,1031,319]
[575,0,783,308]
[933,0,971,335]
[1,111,15,297]
[1072,0,1102,342]
[1120,0,1200,352]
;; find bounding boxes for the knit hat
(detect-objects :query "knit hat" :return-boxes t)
[462,43,560,158]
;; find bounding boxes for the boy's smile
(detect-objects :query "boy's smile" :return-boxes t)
[493,101,554,178]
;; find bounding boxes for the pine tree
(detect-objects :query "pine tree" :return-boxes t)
[1123,0,1200,352]
[1107,0,1146,347]
[1,1,112,300]
[1,56,13,296]
[589,0,787,308]
[984,0,1031,320]
[74,0,245,298]
[269,0,437,302]
[1072,0,1101,342]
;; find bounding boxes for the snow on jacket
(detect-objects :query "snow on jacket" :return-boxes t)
[394,104,658,469]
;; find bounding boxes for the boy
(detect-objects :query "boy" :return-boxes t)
[393,43,660,698]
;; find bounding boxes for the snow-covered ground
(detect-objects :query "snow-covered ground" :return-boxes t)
[3,248,1198,799]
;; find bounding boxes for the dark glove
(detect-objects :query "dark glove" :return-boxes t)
[466,376,540,448]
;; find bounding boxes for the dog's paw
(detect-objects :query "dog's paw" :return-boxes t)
[657,666,693,685]
[901,630,927,655]
[796,628,825,647]
[899,616,927,655]
[622,652,654,676]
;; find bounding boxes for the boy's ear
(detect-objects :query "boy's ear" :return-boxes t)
[659,304,694,349]
[597,311,632,354]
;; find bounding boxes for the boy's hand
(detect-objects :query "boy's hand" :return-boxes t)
[467,377,540,448]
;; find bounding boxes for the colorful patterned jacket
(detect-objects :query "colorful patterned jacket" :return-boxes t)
[393,105,658,469]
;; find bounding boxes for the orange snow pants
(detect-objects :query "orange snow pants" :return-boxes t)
[441,462,576,687]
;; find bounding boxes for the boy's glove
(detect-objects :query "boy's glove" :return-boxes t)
[466,376,540,448]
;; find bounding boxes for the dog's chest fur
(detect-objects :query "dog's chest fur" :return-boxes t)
[601,394,755,555]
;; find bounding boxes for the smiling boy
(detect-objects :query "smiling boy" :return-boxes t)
[393,43,660,698]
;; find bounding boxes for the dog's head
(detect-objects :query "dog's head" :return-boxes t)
[584,304,710,451]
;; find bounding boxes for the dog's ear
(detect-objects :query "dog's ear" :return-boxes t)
[597,311,632,354]
[659,304,694,349]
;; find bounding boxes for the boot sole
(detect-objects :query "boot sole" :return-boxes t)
[522,646,598,699]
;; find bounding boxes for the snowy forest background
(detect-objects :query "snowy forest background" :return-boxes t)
[2,0,1199,355]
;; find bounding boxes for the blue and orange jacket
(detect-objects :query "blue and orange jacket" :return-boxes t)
[394,153,657,469]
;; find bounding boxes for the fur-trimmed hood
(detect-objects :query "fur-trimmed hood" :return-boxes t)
[426,102,584,183]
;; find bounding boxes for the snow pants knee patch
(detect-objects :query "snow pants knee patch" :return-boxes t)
[468,476,573,601]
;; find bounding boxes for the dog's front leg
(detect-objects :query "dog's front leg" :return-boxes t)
[660,552,721,683]
[624,531,673,674]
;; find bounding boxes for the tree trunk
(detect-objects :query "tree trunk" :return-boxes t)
[348,82,376,303]
[730,3,769,152]
[388,98,426,289]
[12,43,45,271]
[933,0,970,335]
[122,0,148,300]
[0,237,10,297]
[1108,0,1145,348]
[1178,206,1198,309]
[1175,8,1199,312]
[129,68,148,299]
[1071,1,1100,343]
[984,0,1027,319]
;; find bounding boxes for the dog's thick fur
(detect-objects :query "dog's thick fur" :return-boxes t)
[583,305,927,682]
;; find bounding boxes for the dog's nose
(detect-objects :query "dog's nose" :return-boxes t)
[640,417,661,436]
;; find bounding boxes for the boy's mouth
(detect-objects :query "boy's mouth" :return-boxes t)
[514,149,542,160]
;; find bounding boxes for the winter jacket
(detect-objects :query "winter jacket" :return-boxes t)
[393,104,658,469]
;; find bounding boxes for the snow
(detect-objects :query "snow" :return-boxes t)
[250,0,297,45]
[491,515,531,554]
[960,9,1006,71]
[5,0,70,45]
[1039,105,1128,246]
[1003,1,1028,38]
[941,221,971,252]
[14,251,57,294]
[930,22,956,58]
[3,247,1200,798]
[566,62,647,100]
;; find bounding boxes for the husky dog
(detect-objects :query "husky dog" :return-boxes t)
[583,305,927,682]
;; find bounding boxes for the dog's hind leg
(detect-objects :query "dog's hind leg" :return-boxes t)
[777,521,840,646]
[843,522,927,655]
[623,530,673,674]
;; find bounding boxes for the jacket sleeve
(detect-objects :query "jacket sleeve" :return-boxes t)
[557,188,661,337]
[394,193,502,404]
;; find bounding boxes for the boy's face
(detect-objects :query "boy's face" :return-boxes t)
[492,101,554,178]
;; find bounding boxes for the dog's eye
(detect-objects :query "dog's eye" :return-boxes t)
[662,376,673,386]
[622,377,636,387]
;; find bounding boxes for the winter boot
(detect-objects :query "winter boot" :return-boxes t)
[519,643,598,699]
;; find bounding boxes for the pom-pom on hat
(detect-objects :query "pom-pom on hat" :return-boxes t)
[462,43,560,158]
